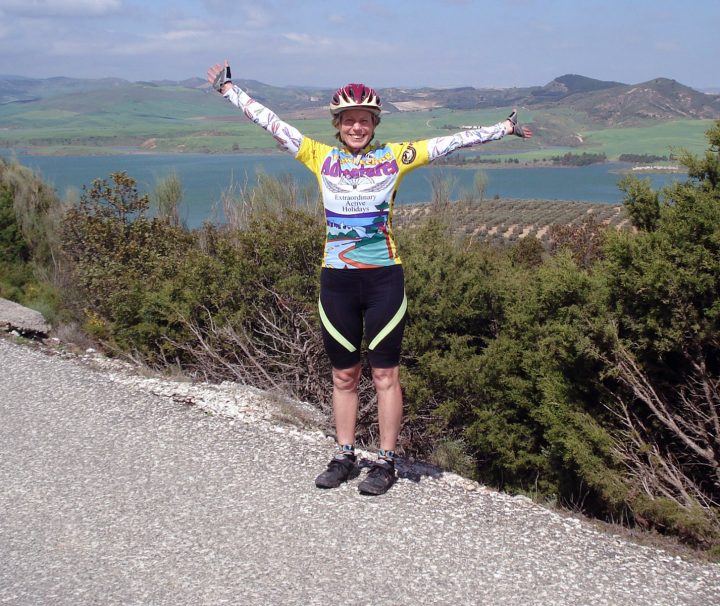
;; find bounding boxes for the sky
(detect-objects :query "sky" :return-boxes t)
[0,0,718,91]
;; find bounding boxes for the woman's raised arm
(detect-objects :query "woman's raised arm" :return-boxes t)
[207,60,304,155]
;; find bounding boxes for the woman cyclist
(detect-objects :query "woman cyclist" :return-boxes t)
[207,60,531,495]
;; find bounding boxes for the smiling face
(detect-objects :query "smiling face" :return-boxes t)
[337,108,376,153]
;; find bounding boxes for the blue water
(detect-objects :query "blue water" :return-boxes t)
[1,150,684,229]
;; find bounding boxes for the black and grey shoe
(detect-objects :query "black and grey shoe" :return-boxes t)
[315,452,357,489]
[358,458,396,495]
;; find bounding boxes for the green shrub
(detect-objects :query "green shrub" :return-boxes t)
[34,134,720,553]
[429,438,478,479]
[0,157,63,317]
[596,121,720,544]
[61,171,196,355]
[152,171,183,227]
[0,182,29,263]
[60,170,330,404]
[398,215,628,517]
[509,236,544,268]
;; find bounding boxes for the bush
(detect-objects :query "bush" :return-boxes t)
[0,157,63,316]
[60,171,330,407]
[152,171,183,227]
[398,216,626,515]
[509,236,544,268]
[548,215,609,268]
[0,182,29,264]
[158,209,328,405]
[41,127,720,552]
[597,121,720,545]
[61,171,197,355]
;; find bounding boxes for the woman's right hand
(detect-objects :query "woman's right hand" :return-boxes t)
[207,60,232,94]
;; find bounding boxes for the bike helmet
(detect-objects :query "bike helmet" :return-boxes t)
[330,83,382,116]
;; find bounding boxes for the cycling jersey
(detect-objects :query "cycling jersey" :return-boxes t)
[223,86,510,269]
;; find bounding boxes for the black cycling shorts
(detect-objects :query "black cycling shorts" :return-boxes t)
[319,265,407,370]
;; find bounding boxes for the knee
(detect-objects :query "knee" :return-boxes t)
[332,365,361,392]
[372,366,400,393]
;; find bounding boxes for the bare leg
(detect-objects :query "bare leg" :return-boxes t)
[372,365,403,452]
[331,364,361,445]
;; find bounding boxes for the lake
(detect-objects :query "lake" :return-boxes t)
[1,151,685,229]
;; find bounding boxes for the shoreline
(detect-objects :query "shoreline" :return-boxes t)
[1,147,687,174]
[1,146,290,158]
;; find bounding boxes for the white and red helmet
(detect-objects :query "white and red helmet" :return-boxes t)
[330,83,382,116]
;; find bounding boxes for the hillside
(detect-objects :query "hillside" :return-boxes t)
[0,73,718,155]
[530,74,625,99]
[0,75,129,104]
[3,72,719,121]
[544,77,720,125]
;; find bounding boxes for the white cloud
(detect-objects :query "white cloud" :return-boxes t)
[160,29,209,43]
[1,1,717,88]
[0,0,122,17]
[281,32,334,47]
[202,0,276,27]
[239,6,273,28]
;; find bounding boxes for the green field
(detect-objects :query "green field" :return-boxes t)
[580,120,712,158]
[0,83,715,159]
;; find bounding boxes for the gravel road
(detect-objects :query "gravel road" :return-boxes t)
[1,337,719,606]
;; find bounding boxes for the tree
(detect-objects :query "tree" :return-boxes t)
[61,171,192,351]
[600,121,720,543]
[0,183,28,263]
[618,174,660,232]
[548,215,609,269]
[679,120,720,190]
[0,157,63,313]
[0,157,63,272]
[474,170,488,203]
[152,172,183,227]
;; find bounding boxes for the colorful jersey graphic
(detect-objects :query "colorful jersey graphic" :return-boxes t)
[296,139,430,268]
[224,85,509,269]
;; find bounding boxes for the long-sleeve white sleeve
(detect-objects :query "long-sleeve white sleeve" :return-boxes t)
[224,85,304,155]
[426,122,509,162]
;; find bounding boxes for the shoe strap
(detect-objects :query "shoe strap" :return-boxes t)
[378,449,396,462]
[337,443,355,455]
